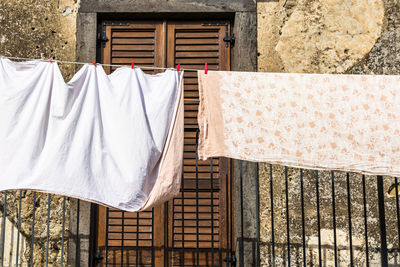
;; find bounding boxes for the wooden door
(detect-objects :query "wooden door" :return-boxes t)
[96,20,232,267]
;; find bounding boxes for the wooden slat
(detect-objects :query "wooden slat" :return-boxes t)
[176,57,218,64]
[112,37,155,44]
[176,45,219,51]
[111,51,154,57]
[112,57,154,64]
[112,43,155,49]
[175,38,219,45]
[112,31,155,38]
[176,51,219,58]
[175,32,219,38]
[108,239,152,247]
[109,225,152,233]
[108,218,153,226]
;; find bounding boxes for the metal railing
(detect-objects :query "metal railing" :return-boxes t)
[0,191,68,267]
[258,164,400,266]
[1,160,399,266]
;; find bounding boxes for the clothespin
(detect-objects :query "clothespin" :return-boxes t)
[177,64,180,71]
[92,61,96,65]
[204,62,208,74]
[131,61,134,69]
[48,57,53,63]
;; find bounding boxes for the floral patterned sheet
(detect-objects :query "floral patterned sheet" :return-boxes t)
[198,70,400,176]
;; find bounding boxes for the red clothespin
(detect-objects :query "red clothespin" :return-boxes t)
[204,62,208,74]
[48,57,53,63]
[177,64,180,71]
[131,61,134,69]
[92,61,96,65]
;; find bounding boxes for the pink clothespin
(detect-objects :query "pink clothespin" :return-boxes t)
[48,57,53,63]
[177,64,180,71]
[131,61,134,69]
[204,62,208,74]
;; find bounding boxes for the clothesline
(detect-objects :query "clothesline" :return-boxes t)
[0,56,201,72]
[1,55,201,102]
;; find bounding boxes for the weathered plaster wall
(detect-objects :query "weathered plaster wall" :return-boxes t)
[0,0,78,265]
[0,0,78,80]
[258,0,400,265]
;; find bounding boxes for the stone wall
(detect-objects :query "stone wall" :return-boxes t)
[0,0,78,265]
[258,0,400,265]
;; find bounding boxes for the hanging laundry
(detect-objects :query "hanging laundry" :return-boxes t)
[198,70,400,177]
[0,58,184,211]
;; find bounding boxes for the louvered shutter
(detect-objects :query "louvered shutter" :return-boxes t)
[97,22,164,267]
[98,21,232,267]
[167,22,231,266]
[102,22,164,74]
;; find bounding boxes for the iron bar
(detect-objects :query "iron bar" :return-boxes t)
[152,207,155,267]
[30,192,37,267]
[256,162,261,267]
[240,161,245,266]
[377,175,388,266]
[331,171,338,267]
[270,164,275,266]
[121,211,124,266]
[300,169,306,266]
[136,212,139,267]
[362,175,369,266]
[1,191,7,267]
[75,199,80,267]
[225,158,230,267]
[45,194,51,267]
[395,177,400,252]
[346,173,354,266]
[60,196,66,267]
[181,162,185,267]
[316,171,322,267]
[285,167,291,267]
[105,207,109,267]
[15,190,22,266]
[211,157,215,266]
[195,129,200,267]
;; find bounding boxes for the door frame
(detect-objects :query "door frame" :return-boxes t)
[74,3,257,266]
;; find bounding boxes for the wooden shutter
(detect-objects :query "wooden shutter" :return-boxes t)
[98,20,232,267]
[101,22,164,74]
[166,22,231,266]
[98,22,164,267]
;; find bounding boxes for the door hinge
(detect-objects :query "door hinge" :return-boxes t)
[98,22,130,47]
[93,247,103,267]
[224,253,237,266]
[202,23,235,48]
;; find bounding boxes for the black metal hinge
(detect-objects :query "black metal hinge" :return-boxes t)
[224,253,237,266]
[93,248,103,267]
[98,22,130,47]
[202,23,235,48]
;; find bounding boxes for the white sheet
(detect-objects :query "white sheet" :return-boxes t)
[0,58,184,211]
